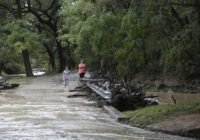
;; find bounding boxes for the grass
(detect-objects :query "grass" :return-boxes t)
[123,102,200,126]
[6,76,31,83]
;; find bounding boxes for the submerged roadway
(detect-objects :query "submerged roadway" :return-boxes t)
[0,74,196,140]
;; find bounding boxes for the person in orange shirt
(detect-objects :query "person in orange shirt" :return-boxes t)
[78,59,86,78]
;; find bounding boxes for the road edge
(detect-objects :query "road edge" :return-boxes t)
[103,105,127,122]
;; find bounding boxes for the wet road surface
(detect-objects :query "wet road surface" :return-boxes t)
[0,74,196,140]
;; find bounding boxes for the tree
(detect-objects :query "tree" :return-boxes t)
[0,0,70,72]
[1,0,200,79]
[0,7,25,74]
[5,19,44,76]
[60,0,200,79]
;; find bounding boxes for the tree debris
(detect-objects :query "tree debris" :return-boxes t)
[78,74,159,111]
[0,80,19,90]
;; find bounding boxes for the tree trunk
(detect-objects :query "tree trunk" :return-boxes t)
[22,49,33,77]
[15,0,22,18]
[194,0,200,25]
[171,6,184,27]
[49,53,56,71]
[57,41,66,72]
[43,43,56,71]
[63,44,76,69]
[0,60,4,74]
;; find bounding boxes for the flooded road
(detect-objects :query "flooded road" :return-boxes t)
[0,74,195,140]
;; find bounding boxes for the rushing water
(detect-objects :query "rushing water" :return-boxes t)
[0,74,196,140]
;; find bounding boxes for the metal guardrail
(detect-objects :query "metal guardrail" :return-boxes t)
[86,82,112,103]
[82,79,159,106]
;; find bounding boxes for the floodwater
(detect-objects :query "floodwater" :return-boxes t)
[146,91,200,104]
[0,74,196,140]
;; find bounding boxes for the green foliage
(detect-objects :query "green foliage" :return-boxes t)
[1,0,200,77]
[0,17,23,73]
[0,0,199,76]
[167,6,200,77]
[5,20,42,52]
[60,0,145,77]
[0,14,49,73]
[59,0,200,78]
[4,62,24,74]
[164,17,200,77]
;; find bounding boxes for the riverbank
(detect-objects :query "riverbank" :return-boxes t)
[131,72,200,94]
[123,102,200,138]
[84,84,200,139]
[114,73,199,138]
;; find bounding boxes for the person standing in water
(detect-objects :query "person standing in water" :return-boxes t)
[78,59,86,78]
[63,66,70,91]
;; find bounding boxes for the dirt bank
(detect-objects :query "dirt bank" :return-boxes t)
[148,114,200,138]
[131,72,200,94]
[123,102,200,139]
[128,73,200,138]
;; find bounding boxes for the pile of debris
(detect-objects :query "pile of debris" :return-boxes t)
[79,73,159,111]
[0,79,19,90]
[110,82,159,111]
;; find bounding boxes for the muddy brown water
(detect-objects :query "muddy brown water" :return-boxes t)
[146,91,200,104]
[0,74,196,140]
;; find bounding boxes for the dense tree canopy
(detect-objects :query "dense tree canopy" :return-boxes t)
[59,0,200,79]
[0,0,200,79]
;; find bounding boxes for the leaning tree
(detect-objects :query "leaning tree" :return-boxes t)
[0,0,72,73]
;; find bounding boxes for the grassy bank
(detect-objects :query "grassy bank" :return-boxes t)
[123,102,200,126]
[7,76,30,83]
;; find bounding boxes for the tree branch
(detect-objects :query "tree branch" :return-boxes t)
[44,0,57,12]
[0,4,18,18]
[170,6,184,27]
[169,2,200,8]
[35,0,42,10]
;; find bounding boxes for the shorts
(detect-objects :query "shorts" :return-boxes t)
[64,79,68,86]
[79,73,85,78]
